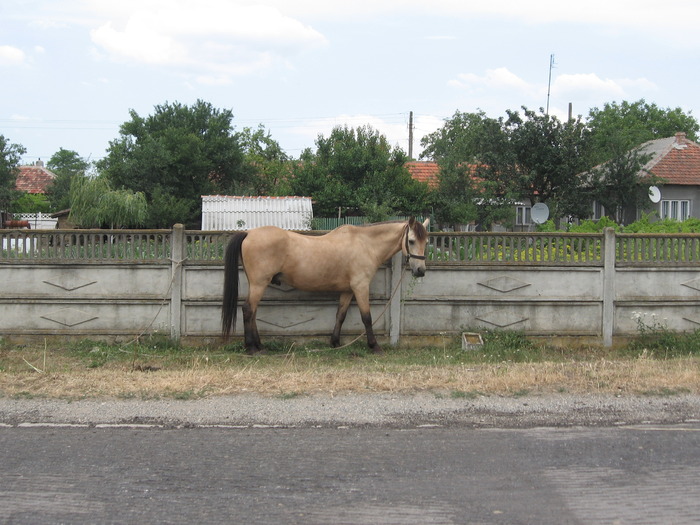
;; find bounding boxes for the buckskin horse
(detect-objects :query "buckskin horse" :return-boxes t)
[222,217,430,353]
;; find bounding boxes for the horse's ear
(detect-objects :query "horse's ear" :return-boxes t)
[422,217,430,230]
[408,216,416,227]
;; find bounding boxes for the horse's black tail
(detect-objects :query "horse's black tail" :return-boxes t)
[222,232,248,341]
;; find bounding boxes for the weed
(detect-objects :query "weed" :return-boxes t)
[450,390,481,399]
[511,388,531,397]
[278,391,303,400]
[627,312,700,358]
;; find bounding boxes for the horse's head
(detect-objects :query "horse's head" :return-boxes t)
[403,217,430,277]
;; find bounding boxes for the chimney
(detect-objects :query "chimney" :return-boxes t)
[675,132,687,144]
[35,159,44,167]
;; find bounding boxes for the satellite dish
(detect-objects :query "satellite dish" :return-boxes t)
[531,203,550,224]
[648,186,661,203]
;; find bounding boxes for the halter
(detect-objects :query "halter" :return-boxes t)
[403,224,426,262]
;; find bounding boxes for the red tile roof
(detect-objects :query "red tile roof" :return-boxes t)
[15,163,56,194]
[405,161,439,187]
[644,132,700,185]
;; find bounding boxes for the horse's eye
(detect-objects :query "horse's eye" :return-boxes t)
[408,239,415,245]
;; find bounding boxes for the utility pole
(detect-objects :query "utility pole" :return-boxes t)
[408,111,414,159]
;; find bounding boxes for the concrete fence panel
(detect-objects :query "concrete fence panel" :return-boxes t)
[2,226,700,346]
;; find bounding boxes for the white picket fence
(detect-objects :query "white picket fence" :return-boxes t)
[201,196,313,231]
[12,212,58,230]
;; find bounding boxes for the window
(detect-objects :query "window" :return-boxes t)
[661,200,690,221]
[592,201,605,220]
[516,205,532,226]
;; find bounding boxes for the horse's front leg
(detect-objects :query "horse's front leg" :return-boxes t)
[353,289,380,353]
[331,292,354,347]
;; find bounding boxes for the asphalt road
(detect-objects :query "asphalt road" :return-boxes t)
[2,394,700,524]
[2,423,700,524]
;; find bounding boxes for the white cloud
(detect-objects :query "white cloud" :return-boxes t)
[288,113,443,156]
[87,0,326,80]
[271,0,700,28]
[449,67,532,94]
[553,73,658,102]
[0,45,26,66]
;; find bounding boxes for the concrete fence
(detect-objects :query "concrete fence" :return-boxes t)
[1,225,699,346]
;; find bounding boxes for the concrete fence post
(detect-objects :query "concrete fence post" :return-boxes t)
[389,252,403,345]
[602,227,616,347]
[170,224,186,341]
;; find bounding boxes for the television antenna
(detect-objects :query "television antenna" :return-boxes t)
[546,54,556,115]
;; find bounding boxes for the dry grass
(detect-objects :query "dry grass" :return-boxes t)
[1,341,699,399]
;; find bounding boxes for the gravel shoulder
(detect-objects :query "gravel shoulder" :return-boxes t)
[2,393,699,429]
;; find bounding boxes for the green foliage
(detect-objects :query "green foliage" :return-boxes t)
[290,124,429,217]
[146,187,193,229]
[11,192,51,213]
[69,175,147,228]
[569,216,621,233]
[46,148,91,211]
[535,219,558,232]
[623,215,700,233]
[422,110,517,228]
[421,107,593,227]
[505,107,592,220]
[239,124,292,196]
[627,312,700,358]
[0,135,26,212]
[97,100,251,227]
[586,99,699,166]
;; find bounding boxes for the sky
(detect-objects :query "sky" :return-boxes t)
[2,0,700,166]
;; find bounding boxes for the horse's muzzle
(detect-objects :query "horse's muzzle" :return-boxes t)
[412,266,425,278]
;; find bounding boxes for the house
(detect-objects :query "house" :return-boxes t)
[590,132,700,224]
[15,160,56,194]
[639,132,700,221]
[405,160,526,231]
[3,160,59,229]
[405,161,439,188]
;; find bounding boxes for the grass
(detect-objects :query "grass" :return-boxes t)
[1,329,699,400]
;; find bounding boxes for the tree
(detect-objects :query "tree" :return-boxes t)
[69,175,147,228]
[290,125,429,218]
[97,100,251,228]
[239,125,292,196]
[505,107,592,221]
[46,148,91,211]
[421,108,592,227]
[586,99,699,165]
[586,146,658,224]
[0,135,26,213]
[424,111,519,228]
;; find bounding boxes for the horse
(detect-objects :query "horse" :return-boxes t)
[222,217,430,354]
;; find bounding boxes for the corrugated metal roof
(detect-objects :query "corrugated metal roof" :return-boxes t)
[201,195,313,230]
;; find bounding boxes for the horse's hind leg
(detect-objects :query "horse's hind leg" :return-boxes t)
[242,284,265,353]
[331,292,353,347]
[353,289,380,353]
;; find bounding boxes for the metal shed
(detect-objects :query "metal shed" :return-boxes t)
[201,195,313,231]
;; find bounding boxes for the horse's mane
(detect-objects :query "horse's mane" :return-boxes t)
[355,219,428,241]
